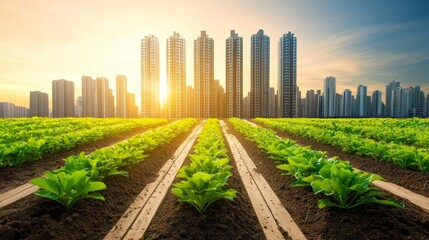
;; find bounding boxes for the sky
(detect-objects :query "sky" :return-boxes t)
[0,0,428,109]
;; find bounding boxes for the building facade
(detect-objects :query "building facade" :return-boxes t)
[226,30,243,118]
[52,79,74,118]
[323,76,336,117]
[116,75,127,118]
[29,91,49,117]
[251,29,270,118]
[141,34,160,117]
[278,32,297,118]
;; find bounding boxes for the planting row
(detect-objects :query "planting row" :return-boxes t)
[230,118,404,209]
[172,119,237,213]
[269,118,429,148]
[0,118,167,168]
[255,118,429,173]
[30,119,197,209]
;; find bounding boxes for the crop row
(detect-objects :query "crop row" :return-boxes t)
[30,118,197,208]
[229,118,403,209]
[255,118,429,173]
[0,118,168,168]
[268,118,429,148]
[172,119,237,213]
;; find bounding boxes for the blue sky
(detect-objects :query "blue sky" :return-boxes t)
[0,0,428,107]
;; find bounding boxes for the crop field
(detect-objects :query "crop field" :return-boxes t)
[0,118,428,239]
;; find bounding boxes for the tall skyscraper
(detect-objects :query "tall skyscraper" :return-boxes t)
[341,89,353,117]
[194,30,214,118]
[82,76,97,117]
[226,30,243,118]
[269,87,276,117]
[385,80,400,117]
[372,90,382,117]
[116,75,127,118]
[305,89,317,118]
[393,87,402,117]
[166,32,186,118]
[29,91,49,117]
[52,79,74,118]
[96,77,111,118]
[251,29,270,118]
[141,34,160,117]
[356,85,367,117]
[278,32,297,118]
[323,76,336,117]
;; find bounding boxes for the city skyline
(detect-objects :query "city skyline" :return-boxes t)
[1,0,428,109]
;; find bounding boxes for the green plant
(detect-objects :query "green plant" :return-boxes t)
[30,170,106,209]
[172,171,237,213]
[311,163,405,209]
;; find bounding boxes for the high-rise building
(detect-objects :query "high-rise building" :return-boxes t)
[75,96,82,118]
[82,76,97,117]
[385,80,400,117]
[393,87,402,117]
[408,85,425,117]
[141,34,160,117]
[401,88,410,117]
[96,77,110,118]
[194,31,214,118]
[269,87,276,117]
[251,29,270,118]
[335,93,342,117]
[107,88,114,118]
[52,79,74,118]
[356,85,367,117]
[323,76,336,117]
[116,75,127,118]
[0,102,16,118]
[213,79,226,118]
[226,30,243,118]
[29,91,49,117]
[341,89,353,117]
[372,90,382,117]
[305,89,317,118]
[243,92,251,118]
[166,32,186,118]
[278,32,297,118]
[185,86,195,118]
[126,93,138,118]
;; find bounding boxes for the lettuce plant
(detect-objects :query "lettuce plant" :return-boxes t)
[30,170,106,209]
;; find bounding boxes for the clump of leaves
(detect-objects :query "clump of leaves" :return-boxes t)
[30,170,106,209]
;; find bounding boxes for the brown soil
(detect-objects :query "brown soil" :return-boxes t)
[226,121,429,240]
[0,121,168,195]
[253,120,429,198]
[144,128,267,240]
[0,123,193,240]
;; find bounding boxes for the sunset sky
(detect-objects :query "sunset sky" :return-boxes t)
[1,0,428,109]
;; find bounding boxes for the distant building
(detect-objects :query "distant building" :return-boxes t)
[268,87,276,117]
[356,85,367,117]
[213,80,226,118]
[82,76,97,117]
[75,96,82,118]
[167,32,186,118]
[251,29,270,118]
[341,89,353,117]
[29,91,49,117]
[278,31,297,118]
[0,102,16,118]
[141,34,160,117]
[305,89,317,118]
[243,92,251,118]
[226,30,243,118]
[323,76,336,117]
[116,75,127,118]
[371,90,383,117]
[126,93,139,118]
[52,79,74,118]
[194,31,214,118]
[385,80,400,117]
[185,86,195,118]
[95,77,111,118]
[408,85,425,117]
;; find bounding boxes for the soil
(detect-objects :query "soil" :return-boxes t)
[0,121,168,195]
[144,128,267,240]
[253,120,429,198]
[0,122,194,240]
[225,121,429,240]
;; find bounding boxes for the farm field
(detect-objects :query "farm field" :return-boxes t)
[0,118,428,239]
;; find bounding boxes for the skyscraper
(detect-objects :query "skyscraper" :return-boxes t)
[372,90,382,117]
[278,32,297,118]
[141,34,160,117]
[82,76,97,117]
[116,75,127,118]
[341,89,353,117]
[356,85,367,117]
[323,76,336,117]
[226,30,243,118]
[96,77,111,118]
[166,32,186,118]
[385,80,400,117]
[305,89,317,118]
[29,91,49,117]
[194,30,214,118]
[251,29,270,118]
[52,79,74,118]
